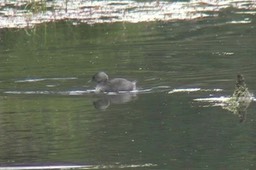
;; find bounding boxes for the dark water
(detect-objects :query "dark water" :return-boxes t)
[0,2,256,170]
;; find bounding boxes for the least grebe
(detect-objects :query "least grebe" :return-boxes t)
[92,72,136,92]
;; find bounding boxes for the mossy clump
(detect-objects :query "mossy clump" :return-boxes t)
[224,74,253,122]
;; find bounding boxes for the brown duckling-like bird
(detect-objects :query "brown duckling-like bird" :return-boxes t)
[92,72,136,92]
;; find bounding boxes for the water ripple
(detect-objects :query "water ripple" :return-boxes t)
[15,77,77,83]
[168,88,223,94]
[3,85,171,96]
[0,163,157,170]
[0,0,255,28]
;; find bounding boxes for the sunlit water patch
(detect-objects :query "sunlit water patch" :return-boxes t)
[15,77,78,83]
[4,85,171,96]
[194,95,256,105]
[0,0,255,28]
[87,163,157,169]
[168,88,223,94]
[0,163,157,170]
[0,165,90,170]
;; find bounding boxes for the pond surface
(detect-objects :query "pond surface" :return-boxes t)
[0,1,256,169]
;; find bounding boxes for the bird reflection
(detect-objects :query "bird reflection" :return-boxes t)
[93,93,137,110]
[223,74,253,122]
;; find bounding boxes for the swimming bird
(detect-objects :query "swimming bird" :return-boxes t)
[92,71,136,92]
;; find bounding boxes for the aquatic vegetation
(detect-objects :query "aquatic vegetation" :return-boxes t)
[194,74,253,122]
[223,74,253,122]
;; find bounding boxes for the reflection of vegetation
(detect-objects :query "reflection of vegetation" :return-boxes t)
[24,0,47,13]
[0,95,96,163]
[223,74,252,122]
[0,21,155,81]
